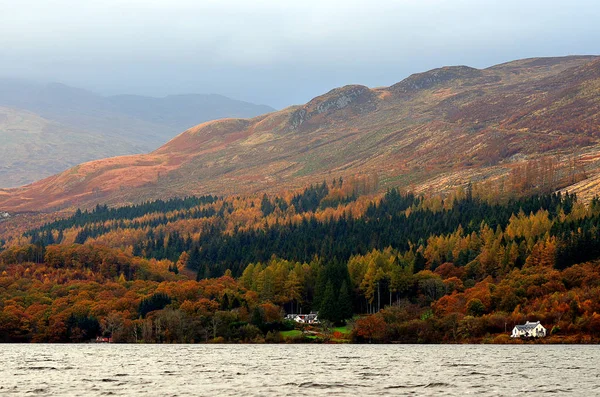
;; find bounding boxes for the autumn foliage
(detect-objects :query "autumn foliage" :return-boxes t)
[3,181,600,343]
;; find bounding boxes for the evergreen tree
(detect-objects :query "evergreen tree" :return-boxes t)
[139,293,171,318]
[338,280,353,322]
[413,252,427,273]
[251,306,264,328]
[221,294,230,310]
[318,281,338,323]
[189,248,201,270]
[261,194,274,216]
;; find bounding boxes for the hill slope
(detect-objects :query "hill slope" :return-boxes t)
[0,107,150,188]
[2,55,600,212]
[0,80,274,187]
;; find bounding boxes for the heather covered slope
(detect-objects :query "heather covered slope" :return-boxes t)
[2,55,600,212]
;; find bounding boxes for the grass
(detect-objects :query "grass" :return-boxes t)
[332,325,352,335]
[279,330,303,338]
[278,325,353,343]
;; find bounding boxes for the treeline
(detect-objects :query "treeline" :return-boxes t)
[7,181,600,343]
[4,239,600,343]
[553,197,600,269]
[261,181,356,216]
[0,243,171,281]
[184,191,576,278]
[72,206,217,245]
[27,196,218,238]
[20,187,592,281]
[349,256,600,343]
[0,253,303,343]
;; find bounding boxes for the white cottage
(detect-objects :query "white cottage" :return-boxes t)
[511,321,546,338]
[285,313,319,324]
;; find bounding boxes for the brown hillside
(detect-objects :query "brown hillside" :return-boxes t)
[2,55,600,212]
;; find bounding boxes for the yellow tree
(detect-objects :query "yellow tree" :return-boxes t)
[175,251,189,273]
[284,271,303,314]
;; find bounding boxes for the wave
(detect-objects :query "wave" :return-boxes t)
[17,366,57,370]
[296,382,366,389]
[385,382,454,389]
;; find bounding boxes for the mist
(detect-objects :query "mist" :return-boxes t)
[1,0,599,108]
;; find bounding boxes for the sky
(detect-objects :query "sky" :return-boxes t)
[1,0,599,108]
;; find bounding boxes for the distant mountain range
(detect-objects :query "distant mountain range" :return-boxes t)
[0,79,274,187]
[2,55,600,212]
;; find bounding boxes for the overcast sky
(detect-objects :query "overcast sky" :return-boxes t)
[1,0,599,108]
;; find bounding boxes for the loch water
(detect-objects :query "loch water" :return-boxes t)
[1,344,598,396]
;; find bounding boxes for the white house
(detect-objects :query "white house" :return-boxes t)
[511,321,546,338]
[285,313,319,324]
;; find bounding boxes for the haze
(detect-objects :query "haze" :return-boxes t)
[1,0,599,108]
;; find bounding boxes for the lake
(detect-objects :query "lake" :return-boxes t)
[0,344,598,396]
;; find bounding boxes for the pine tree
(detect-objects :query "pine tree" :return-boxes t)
[413,251,427,273]
[221,294,230,310]
[260,194,274,216]
[251,307,264,328]
[318,281,338,323]
[189,248,201,270]
[338,280,353,322]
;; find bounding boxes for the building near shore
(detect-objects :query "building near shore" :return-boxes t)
[285,313,319,324]
[511,321,546,338]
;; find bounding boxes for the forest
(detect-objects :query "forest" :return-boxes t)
[3,178,600,343]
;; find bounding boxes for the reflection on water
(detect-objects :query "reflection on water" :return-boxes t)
[0,344,598,396]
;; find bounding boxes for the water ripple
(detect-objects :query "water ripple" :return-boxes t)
[1,345,599,396]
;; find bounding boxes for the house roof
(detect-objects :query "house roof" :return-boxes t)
[514,321,542,331]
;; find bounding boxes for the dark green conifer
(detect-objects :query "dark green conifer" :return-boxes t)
[318,281,338,323]
[338,280,353,322]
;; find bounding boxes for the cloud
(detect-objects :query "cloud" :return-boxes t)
[0,0,599,107]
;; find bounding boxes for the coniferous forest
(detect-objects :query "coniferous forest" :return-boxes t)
[3,179,600,343]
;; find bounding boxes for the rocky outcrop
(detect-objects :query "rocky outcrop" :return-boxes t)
[290,85,375,129]
[391,66,483,93]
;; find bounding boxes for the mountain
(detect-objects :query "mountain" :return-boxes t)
[0,79,275,187]
[107,93,275,132]
[0,107,148,188]
[2,55,600,212]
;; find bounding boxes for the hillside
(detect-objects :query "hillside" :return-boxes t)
[2,55,600,212]
[3,183,600,343]
[0,107,149,188]
[0,80,274,187]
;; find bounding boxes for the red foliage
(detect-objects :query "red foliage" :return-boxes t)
[354,315,387,343]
